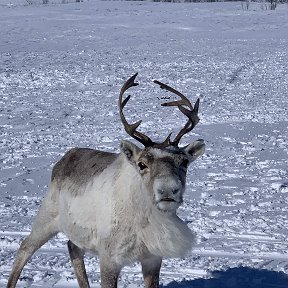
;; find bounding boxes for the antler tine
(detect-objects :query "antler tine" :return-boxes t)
[172,98,200,145]
[154,80,200,146]
[119,73,154,147]
[153,80,193,110]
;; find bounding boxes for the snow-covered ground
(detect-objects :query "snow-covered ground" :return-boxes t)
[0,1,288,287]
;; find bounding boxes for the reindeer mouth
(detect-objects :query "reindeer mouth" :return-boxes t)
[156,198,180,212]
[160,198,176,202]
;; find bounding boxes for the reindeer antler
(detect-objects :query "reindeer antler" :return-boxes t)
[153,80,200,147]
[119,73,200,148]
[119,73,155,147]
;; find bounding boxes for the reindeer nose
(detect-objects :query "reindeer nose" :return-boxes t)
[157,187,181,196]
[153,177,183,200]
[172,188,180,195]
[157,188,165,195]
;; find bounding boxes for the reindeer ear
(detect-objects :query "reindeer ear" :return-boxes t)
[184,139,205,162]
[120,140,142,163]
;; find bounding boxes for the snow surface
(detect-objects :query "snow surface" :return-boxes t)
[0,1,288,287]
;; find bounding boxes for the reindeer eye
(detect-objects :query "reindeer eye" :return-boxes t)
[138,162,148,171]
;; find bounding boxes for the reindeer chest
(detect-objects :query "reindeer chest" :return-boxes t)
[105,221,149,265]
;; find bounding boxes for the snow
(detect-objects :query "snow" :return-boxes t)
[0,0,288,287]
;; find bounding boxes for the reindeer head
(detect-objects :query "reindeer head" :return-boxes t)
[119,73,205,213]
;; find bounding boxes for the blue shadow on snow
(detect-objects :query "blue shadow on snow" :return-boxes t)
[164,266,288,288]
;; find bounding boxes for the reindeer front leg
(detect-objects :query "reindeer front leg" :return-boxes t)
[68,240,90,288]
[100,258,121,288]
[141,256,162,288]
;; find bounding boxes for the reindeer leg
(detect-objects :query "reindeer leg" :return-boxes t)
[141,256,162,288]
[100,258,121,288]
[6,219,58,288]
[68,240,90,288]
[7,185,59,288]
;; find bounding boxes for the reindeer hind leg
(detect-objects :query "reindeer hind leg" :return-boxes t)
[6,222,58,288]
[7,185,59,288]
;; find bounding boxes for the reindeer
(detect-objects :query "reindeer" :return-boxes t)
[7,73,205,288]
